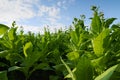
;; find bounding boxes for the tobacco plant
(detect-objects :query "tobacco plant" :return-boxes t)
[0,6,120,80]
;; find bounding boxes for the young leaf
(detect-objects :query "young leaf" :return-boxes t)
[95,64,118,80]
[8,27,17,41]
[70,31,78,46]
[23,42,33,57]
[67,51,79,61]
[104,18,116,28]
[91,11,102,34]
[8,66,21,72]
[21,51,43,76]
[92,29,110,57]
[0,24,9,35]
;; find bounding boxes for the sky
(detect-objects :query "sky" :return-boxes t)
[0,0,120,33]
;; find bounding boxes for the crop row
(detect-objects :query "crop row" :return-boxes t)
[0,6,120,80]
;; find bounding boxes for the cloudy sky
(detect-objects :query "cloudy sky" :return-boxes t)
[0,0,120,33]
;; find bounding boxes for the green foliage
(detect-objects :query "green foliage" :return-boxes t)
[92,29,110,57]
[0,71,8,80]
[95,64,118,80]
[0,24,9,35]
[75,57,93,80]
[0,6,120,80]
[23,41,33,57]
[91,10,102,35]
[60,57,76,80]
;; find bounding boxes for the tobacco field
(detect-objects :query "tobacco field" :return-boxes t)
[0,6,120,80]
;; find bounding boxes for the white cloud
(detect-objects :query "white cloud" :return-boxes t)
[0,0,61,25]
[38,5,60,19]
[48,7,60,19]
[57,0,75,9]
[0,0,39,22]
[57,0,67,9]
[0,0,68,33]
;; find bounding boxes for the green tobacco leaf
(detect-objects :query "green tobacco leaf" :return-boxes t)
[60,57,76,80]
[111,24,120,31]
[23,42,33,57]
[6,53,24,66]
[92,29,110,57]
[75,57,93,80]
[0,35,13,49]
[78,33,84,47]
[91,11,102,34]
[0,41,12,49]
[109,64,120,79]
[65,57,93,80]
[95,64,118,80]
[71,31,78,45]
[8,27,17,41]
[8,66,21,72]
[53,64,66,72]
[0,71,8,80]
[0,24,9,35]
[21,51,43,75]
[67,51,79,61]
[104,18,116,28]
[91,56,107,74]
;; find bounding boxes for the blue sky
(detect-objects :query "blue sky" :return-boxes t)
[0,0,120,33]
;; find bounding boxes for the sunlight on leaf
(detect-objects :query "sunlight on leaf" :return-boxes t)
[0,24,9,35]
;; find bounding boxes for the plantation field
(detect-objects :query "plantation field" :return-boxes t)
[0,6,120,80]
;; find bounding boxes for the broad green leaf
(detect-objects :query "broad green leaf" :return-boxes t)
[53,64,66,72]
[0,71,8,80]
[104,18,116,28]
[0,24,9,35]
[8,27,17,41]
[95,64,118,80]
[109,64,120,79]
[92,29,110,56]
[75,57,93,80]
[91,56,107,74]
[6,53,24,66]
[78,33,84,47]
[60,57,76,80]
[0,38,13,49]
[111,24,120,31]
[8,66,21,72]
[67,51,79,61]
[23,42,33,57]
[78,31,89,47]
[71,31,78,45]
[21,51,43,74]
[91,11,102,34]
[65,57,93,80]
